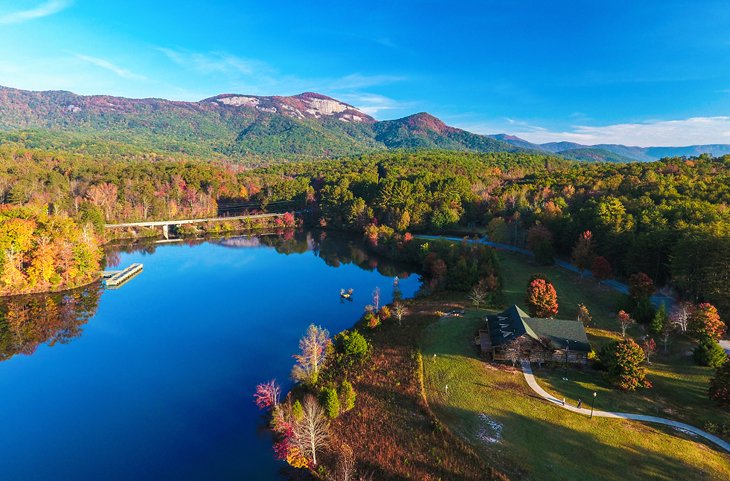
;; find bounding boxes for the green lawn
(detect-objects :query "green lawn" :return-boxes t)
[420,312,730,481]
[496,250,730,430]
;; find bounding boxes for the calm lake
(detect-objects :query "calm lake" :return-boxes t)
[0,231,420,481]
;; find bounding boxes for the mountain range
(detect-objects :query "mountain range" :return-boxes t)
[1,85,728,163]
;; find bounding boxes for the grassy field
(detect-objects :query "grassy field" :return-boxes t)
[496,250,730,431]
[420,311,730,481]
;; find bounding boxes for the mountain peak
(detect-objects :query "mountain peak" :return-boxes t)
[206,91,374,123]
[400,112,450,133]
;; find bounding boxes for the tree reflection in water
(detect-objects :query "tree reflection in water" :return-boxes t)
[0,283,102,362]
[0,230,415,364]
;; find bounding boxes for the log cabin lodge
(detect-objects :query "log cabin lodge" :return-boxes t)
[480,305,591,365]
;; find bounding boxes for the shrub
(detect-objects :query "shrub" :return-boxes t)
[365,312,380,329]
[694,336,727,368]
[334,329,370,367]
[378,305,391,320]
[601,338,652,391]
[709,360,730,409]
[339,379,356,412]
[320,387,340,419]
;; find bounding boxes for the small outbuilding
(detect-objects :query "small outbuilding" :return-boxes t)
[479,305,591,365]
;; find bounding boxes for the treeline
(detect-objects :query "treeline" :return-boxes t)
[1,146,728,315]
[0,206,103,296]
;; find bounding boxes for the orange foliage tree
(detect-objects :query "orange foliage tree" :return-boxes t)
[526,277,558,318]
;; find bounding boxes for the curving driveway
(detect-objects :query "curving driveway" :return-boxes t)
[521,361,730,453]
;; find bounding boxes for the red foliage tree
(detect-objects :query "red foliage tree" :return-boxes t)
[642,338,657,364]
[591,256,612,282]
[617,310,634,337]
[526,278,559,318]
[690,303,726,341]
[254,379,281,410]
[629,272,654,300]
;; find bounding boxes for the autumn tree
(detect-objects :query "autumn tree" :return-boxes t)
[392,301,407,326]
[629,272,655,301]
[617,310,634,338]
[571,230,594,276]
[689,303,725,341]
[292,324,331,386]
[709,360,730,409]
[601,338,652,391]
[527,224,554,265]
[577,304,592,326]
[469,283,488,308]
[642,338,657,364]
[526,277,558,318]
[591,256,612,283]
[254,379,281,410]
[291,395,330,466]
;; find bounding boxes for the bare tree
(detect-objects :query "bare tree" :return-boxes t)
[468,284,488,309]
[372,287,381,311]
[670,302,693,333]
[291,324,330,385]
[292,395,330,466]
[661,322,672,354]
[392,302,407,326]
[332,444,356,481]
[503,336,530,366]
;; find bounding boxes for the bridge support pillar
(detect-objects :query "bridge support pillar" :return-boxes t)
[162,224,169,240]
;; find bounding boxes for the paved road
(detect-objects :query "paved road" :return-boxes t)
[521,361,730,453]
[415,234,674,310]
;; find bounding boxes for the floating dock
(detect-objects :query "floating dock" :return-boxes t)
[104,263,143,288]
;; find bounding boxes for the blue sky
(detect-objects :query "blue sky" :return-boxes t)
[1,0,730,146]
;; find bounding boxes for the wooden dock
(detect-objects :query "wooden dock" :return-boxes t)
[104,263,143,288]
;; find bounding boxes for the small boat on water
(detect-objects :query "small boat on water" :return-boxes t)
[340,288,354,300]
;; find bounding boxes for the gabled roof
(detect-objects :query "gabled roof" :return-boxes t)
[486,305,591,352]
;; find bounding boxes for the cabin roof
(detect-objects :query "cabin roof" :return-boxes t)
[486,305,591,352]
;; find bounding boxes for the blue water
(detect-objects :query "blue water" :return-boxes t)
[0,232,420,481]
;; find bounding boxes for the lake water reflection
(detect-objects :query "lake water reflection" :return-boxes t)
[0,230,421,481]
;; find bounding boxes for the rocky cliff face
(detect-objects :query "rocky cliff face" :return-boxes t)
[206,92,374,123]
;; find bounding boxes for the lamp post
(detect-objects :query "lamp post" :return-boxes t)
[590,391,597,419]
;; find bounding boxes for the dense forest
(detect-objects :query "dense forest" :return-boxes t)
[0,145,728,318]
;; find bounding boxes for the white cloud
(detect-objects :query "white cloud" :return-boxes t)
[156,48,270,77]
[511,117,730,146]
[0,0,71,24]
[75,54,146,81]
[154,47,409,115]
[337,93,406,116]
